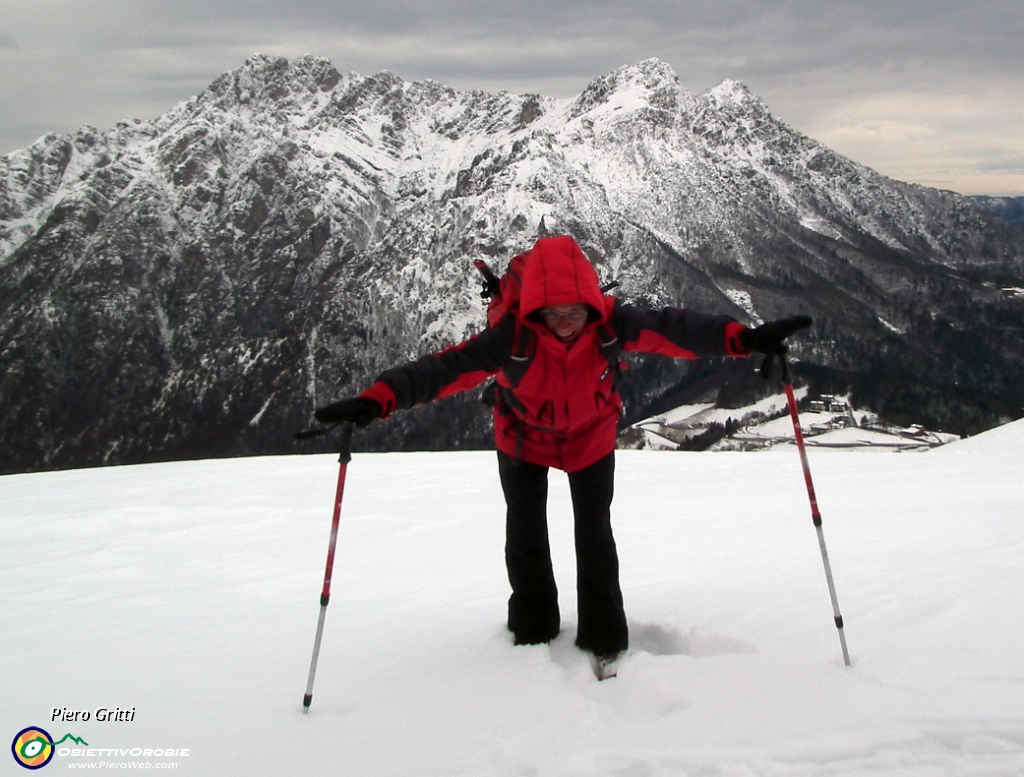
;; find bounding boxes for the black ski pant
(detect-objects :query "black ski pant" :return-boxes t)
[497,450,628,655]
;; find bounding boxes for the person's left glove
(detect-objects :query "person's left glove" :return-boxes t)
[313,397,382,427]
[740,315,812,355]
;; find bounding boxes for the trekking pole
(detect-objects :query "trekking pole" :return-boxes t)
[778,353,851,667]
[302,422,356,709]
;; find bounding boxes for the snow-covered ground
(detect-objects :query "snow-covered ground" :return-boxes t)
[3,421,1024,775]
[640,390,805,430]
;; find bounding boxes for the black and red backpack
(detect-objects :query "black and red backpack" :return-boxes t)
[473,253,529,327]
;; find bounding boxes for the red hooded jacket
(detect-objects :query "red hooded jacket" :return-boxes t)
[360,236,749,472]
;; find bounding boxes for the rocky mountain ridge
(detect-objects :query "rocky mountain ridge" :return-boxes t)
[2,55,1024,474]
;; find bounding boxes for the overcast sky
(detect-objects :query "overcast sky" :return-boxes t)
[1,0,1022,195]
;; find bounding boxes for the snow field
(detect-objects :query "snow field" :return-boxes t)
[3,422,1024,775]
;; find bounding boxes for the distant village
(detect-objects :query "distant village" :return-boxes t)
[621,393,960,453]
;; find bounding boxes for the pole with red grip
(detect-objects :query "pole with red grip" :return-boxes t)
[779,353,851,667]
[303,422,355,709]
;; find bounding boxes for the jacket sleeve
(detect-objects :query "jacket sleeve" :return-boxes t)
[610,301,750,359]
[359,316,513,416]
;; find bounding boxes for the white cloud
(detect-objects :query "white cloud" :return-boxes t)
[802,86,1024,195]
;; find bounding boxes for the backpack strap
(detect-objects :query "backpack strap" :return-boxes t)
[595,322,622,381]
[502,316,619,387]
[503,314,536,388]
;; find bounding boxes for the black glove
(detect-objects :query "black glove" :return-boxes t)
[739,315,813,355]
[314,397,382,427]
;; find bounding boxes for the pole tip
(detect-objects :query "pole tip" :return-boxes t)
[303,693,312,709]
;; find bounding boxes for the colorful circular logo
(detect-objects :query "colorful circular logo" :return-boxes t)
[11,727,54,770]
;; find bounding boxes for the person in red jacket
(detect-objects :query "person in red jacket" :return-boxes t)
[315,235,810,665]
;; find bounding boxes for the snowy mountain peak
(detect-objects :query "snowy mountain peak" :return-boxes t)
[615,57,681,87]
[702,79,765,112]
[569,57,686,118]
[204,54,344,113]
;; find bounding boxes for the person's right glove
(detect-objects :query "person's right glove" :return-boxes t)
[313,397,382,427]
[739,315,813,355]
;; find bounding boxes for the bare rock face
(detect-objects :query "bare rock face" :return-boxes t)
[2,55,1024,473]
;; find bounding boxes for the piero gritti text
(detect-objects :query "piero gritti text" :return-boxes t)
[52,706,136,722]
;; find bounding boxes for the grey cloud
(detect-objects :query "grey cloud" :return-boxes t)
[0,122,60,152]
[39,0,1022,98]
[1,0,1022,192]
[125,0,1023,66]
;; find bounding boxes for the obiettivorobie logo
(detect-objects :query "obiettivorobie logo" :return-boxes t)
[11,726,191,770]
[11,727,88,770]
